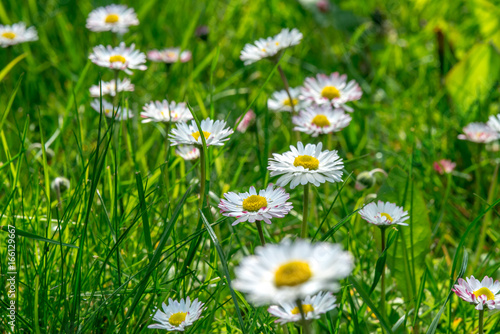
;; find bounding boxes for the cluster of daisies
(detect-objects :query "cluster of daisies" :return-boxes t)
[5,5,500,332]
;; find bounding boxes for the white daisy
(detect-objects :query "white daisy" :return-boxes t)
[293,105,352,137]
[452,276,500,311]
[175,145,200,161]
[219,184,292,225]
[268,142,343,189]
[236,110,256,133]
[0,22,38,48]
[268,291,337,324]
[169,118,233,147]
[90,99,133,121]
[148,297,204,331]
[86,4,139,34]
[141,100,193,123]
[148,47,192,64]
[358,201,409,226]
[268,88,309,112]
[240,28,303,65]
[233,238,353,305]
[487,114,500,133]
[457,123,499,143]
[89,42,147,75]
[301,73,362,111]
[89,78,134,97]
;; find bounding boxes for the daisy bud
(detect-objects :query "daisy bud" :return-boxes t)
[51,177,70,193]
[355,168,387,191]
[195,25,210,41]
[317,0,330,13]
[236,110,256,133]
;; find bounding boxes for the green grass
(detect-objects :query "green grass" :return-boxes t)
[1,0,500,333]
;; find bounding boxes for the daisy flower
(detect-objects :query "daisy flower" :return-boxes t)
[148,47,192,64]
[89,78,134,97]
[268,142,344,189]
[293,105,352,137]
[90,99,133,121]
[236,110,256,133]
[268,291,337,324]
[219,184,292,225]
[89,42,147,75]
[268,88,308,112]
[86,4,139,34]
[169,118,233,147]
[0,22,38,48]
[358,201,409,226]
[452,276,500,310]
[458,123,499,143]
[240,28,303,65]
[487,114,500,133]
[141,100,192,123]
[148,297,204,331]
[233,238,353,305]
[433,159,456,175]
[175,145,200,161]
[301,73,362,111]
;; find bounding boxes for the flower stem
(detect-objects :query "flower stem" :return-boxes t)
[380,226,387,318]
[255,221,266,246]
[301,183,310,239]
[478,309,484,334]
[113,70,119,107]
[277,65,296,114]
[296,299,311,334]
[199,148,206,209]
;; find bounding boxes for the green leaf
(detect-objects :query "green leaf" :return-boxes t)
[0,226,78,249]
[0,53,26,82]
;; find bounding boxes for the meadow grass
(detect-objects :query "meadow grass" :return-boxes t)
[1,0,500,333]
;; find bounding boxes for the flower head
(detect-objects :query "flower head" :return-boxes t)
[90,99,133,121]
[148,297,204,331]
[89,78,134,97]
[236,110,256,133]
[219,184,292,225]
[293,105,352,137]
[268,88,308,112]
[458,123,499,143]
[268,142,344,189]
[487,114,500,133]
[233,239,353,305]
[86,4,139,34]
[89,42,147,75]
[240,28,303,65]
[301,73,362,111]
[170,118,233,147]
[0,22,38,48]
[175,145,200,161]
[141,100,192,123]
[452,276,500,310]
[358,201,409,226]
[268,291,337,324]
[148,47,192,64]
[433,159,456,175]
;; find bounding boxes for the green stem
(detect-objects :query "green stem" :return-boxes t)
[199,148,206,209]
[380,226,386,318]
[301,184,310,239]
[478,309,484,334]
[113,70,119,107]
[255,221,266,246]
[277,65,295,115]
[296,299,311,334]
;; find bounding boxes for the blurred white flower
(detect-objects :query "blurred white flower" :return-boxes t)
[458,123,499,143]
[89,78,134,97]
[268,291,337,324]
[175,145,200,161]
[90,99,133,121]
[236,110,256,133]
[141,100,192,123]
[86,4,139,34]
[293,105,352,137]
[170,118,233,147]
[358,201,409,226]
[89,42,147,75]
[268,88,309,112]
[148,47,192,64]
[0,22,38,48]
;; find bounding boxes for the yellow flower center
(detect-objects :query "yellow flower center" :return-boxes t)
[293,155,319,170]
[474,287,495,301]
[109,55,126,63]
[311,115,330,127]
[291,304,314,315]
[321,86,341,100]
[275,42,280,46]
[191,131,211,141]
[380,213,393,222]
[275,261,312,287]
[261,48,267,52]
[283,98,298,107]
[2,32,16,39]
[168,312,187,326]
[105,14,119,23]
[242,195,268,212]
[104,109,112,114]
